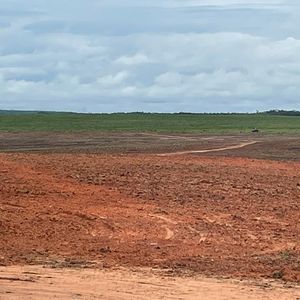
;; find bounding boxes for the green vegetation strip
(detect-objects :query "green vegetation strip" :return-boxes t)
[0,112,299,133]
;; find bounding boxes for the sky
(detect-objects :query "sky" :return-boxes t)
[0,0,300,112]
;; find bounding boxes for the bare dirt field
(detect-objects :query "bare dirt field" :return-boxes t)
[0,132,299,161]
[0,133,299,299]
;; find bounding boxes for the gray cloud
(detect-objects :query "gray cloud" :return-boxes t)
[0,0,299,112]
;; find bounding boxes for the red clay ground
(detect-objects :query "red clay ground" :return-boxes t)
[1,151,299,283]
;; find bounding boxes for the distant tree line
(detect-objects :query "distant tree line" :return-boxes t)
[261,110,300,116]
[1,109,300,116]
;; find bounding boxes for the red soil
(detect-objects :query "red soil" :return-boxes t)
[0,153,299,282]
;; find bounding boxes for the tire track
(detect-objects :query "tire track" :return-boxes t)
[158,141,258,156]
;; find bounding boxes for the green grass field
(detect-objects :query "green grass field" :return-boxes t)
[0,112,299,133]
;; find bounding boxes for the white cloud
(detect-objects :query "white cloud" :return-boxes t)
[115,53,151,65]
[99,0,286,8]
[154,72,183,86]
[97,71,129,87]
[0,0,299,112]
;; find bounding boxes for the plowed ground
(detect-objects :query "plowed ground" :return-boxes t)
[1,151,300,283]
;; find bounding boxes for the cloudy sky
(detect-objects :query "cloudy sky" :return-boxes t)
[0,0,300,112]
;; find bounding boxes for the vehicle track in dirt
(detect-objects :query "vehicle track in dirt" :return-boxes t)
[158,141,258,156]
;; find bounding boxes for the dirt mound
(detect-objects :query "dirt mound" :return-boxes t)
[0,153,299,282]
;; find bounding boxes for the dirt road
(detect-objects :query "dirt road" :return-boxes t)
[158,141,258,155]
[1,266,299,300]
